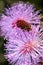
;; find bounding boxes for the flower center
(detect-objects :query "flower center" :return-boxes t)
[12,20,32,31]
[20,41,38,54]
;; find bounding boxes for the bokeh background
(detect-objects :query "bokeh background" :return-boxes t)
[0,0,43,65]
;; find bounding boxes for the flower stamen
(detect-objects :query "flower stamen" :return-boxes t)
[20,41,38,55]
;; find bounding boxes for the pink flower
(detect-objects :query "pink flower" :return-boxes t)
[4,26,43,65]
[0,1,43,65]
[0,1,41,38]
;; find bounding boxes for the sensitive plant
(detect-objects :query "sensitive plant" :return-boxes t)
[4,26,43,65]
[0,1,43,65]
[0,1,41,38]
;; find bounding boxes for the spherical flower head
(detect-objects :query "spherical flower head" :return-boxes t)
[0,1,41,38]
[4,26,43,65]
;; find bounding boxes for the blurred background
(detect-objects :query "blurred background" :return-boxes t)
[0,0,43,65]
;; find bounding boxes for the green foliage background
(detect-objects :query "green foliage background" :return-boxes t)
[0,0,43,65]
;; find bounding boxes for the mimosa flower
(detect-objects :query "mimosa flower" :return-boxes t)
[0,1,43,65]
[0,1,41,38]
[4,26,43,65]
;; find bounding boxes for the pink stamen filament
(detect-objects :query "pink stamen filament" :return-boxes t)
[20,41,37,54]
